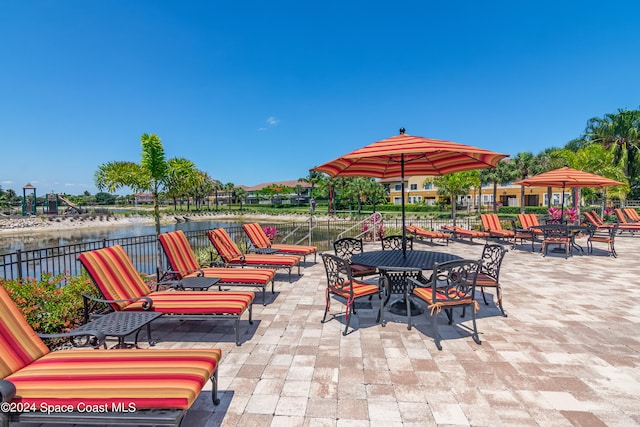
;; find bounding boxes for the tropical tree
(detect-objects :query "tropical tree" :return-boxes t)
[583,109,640,198]
[299,171,323,205]
[223,182,234,210]
[429,170,480,225]
[165,158,200,211]
[366,179,387,212]
[316,175,341,215]
[513,152,542,213]
[233,187,247,210]
[212,179,223,211]
[95,133,197,274]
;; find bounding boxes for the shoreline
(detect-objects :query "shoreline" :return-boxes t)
[0,212,327,237]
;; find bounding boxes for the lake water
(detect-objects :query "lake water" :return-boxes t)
[0,219,242,254]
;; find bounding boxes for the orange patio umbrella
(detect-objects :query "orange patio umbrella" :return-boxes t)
[311,128,509,255]
[513,166,624,219]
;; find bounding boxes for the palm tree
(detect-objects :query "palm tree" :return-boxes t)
[513,152,541,213]
[223,182,234,211]
[233,187,247,210]
[430,171,480,225]
[95,133,197,275]
[583,109,640,198]
[344,177,371,214]
[212,179,223,211]
[299,171,323,209]
[165,158,200,211]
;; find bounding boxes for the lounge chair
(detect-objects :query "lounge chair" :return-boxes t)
[242,222,318,262]
[206,228,301,281]
[0,285,222,427]
[623,207,640,222]
[584,210,639,234]
[78,245,254,346]
[405,225,449,245]
[480,213,515,240]
[514,213,544,251]
[440,225,490,242]
[158,230,276,305]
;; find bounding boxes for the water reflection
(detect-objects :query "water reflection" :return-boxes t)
[0,220,238,254]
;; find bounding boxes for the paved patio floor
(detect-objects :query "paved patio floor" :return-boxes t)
[31,232,640,426]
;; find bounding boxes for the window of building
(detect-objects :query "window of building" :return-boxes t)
[410,184,417,190]
[423,182,433,190]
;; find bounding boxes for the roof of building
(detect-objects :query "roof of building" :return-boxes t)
[240,180,311,192]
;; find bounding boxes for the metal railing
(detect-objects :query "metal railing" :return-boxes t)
[0,217,484,282]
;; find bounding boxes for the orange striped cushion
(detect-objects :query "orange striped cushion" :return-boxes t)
[206,229,243,262]
[0,286,50,378]
[270,244,317,256]
[236,254,301,267]
[413,287,473,304]
[476,273,498,286]
[441,226,489,237]
[242,223,272,248]
[5,348,221,410]
[624,208,640,221]
[78,246,151,311]
[406,225,447,238]
[481,214,500,231]
[123,291,254,315]
[184,267,275,285]
[330,281,379,299]
[158,230,201,273]
[518,214,543,235]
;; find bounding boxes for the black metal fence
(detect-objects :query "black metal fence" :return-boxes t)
[0,217,481,282]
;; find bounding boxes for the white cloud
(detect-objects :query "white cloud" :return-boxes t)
[1,180,14,185]
[266,116,279,126]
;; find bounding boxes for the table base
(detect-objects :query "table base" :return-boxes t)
[388,298,424,316]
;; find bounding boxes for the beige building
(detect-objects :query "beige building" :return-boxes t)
[382,176,571,210]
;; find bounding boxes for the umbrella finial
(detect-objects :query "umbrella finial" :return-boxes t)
[399,128,405,134]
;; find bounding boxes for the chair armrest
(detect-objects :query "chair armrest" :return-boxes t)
[38,329,106,342]
[82,293,153,310]
[0,379,16,403]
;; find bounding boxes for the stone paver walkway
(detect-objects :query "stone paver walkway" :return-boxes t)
[35,233,640,426]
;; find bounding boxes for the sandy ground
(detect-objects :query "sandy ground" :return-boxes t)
[0,211,326,237]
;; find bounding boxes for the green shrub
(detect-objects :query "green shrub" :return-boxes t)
[0,272,99,336]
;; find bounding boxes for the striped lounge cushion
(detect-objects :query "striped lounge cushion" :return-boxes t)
[159,230,276,285]
[242,223,272,248]
[4,349,221,410]
[123,291,254,315]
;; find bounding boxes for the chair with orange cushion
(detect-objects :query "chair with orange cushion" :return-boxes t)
[585,210,639,234]
[476,243,508,317]
[242,222,317,262]
[407,259,482,350]
[158,230,276,305]
[333,237,378,279]
[0,285,223,427]
[321,253,382,335]
[587,222,618,257]
[480,213,515,241]
[78,245,254,346]
[206,228,302,281]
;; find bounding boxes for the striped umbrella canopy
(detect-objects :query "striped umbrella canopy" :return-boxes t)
[311,129,509,255]
[312,130,508,179]
[513,166,624,219]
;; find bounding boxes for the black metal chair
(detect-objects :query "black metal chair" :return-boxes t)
[333,237,377,278]
[540,224,571,258]
[407,259,481,350]
[476,243,508,317]
[587,222,619,257]
[320,253,382,335]
[381,235,413,251]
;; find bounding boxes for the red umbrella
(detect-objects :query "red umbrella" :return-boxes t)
[311,129,509,255]
[513,166,624,220]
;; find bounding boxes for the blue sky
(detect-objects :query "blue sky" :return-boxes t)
[1,1,639,195]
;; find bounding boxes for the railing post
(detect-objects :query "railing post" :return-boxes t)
[16,250,23,280]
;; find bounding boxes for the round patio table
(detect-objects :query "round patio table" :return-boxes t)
[351,250,462,316]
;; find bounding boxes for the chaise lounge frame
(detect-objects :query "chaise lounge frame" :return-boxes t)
[78,245,254,346]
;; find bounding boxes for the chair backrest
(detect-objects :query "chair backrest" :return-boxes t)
[429,259,481,304]
[517,213,540,229]
[206,228,243,263]
[614,209,629,224]
[541,224,570,240]
[584,211,604,227]
[333,237,364,262]
[158,230,201,277]
[321,253,356,295]
[480,243,508,281]
[242,223,272,249]
[381,235,412,251]
[480,213,503,232]
[624,208,640,221]
[78,245,151,311]
[0,285,51,378]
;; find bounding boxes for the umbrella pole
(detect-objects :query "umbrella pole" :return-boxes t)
[561,183,565,223]
[401,154,407,257]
